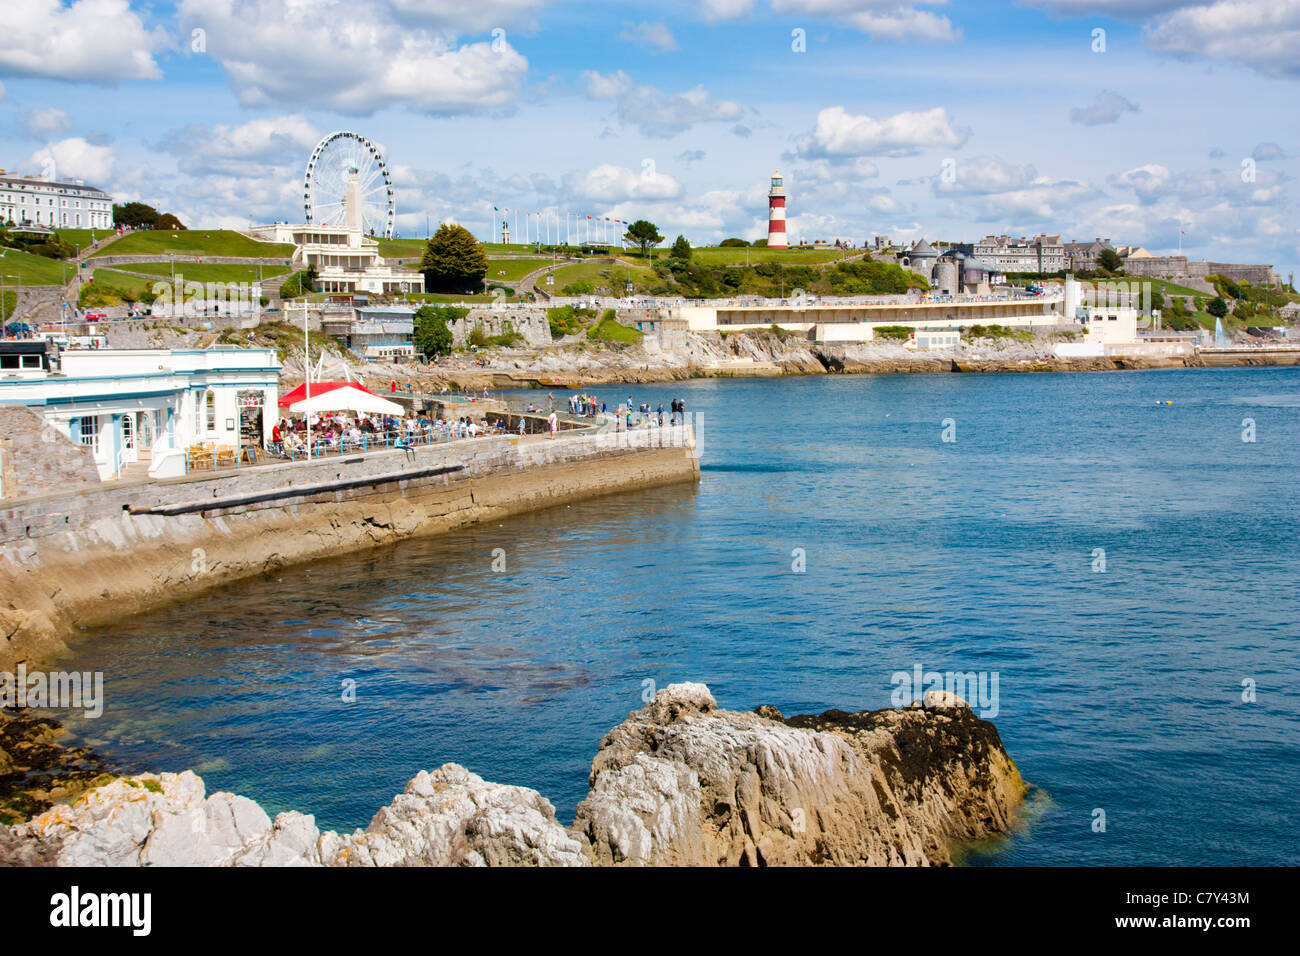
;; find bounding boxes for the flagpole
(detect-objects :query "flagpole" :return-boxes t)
[304,300,311,461]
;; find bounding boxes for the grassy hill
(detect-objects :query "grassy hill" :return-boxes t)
[124,262,290,283]
[0,247,73,285]
[79,269,161,305]
[91,230,294,259]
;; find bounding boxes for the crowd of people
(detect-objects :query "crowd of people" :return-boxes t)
[268,410,525,457]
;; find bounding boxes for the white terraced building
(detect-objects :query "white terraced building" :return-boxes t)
[0,172,114,230]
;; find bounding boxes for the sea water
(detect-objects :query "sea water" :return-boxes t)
[56,367,1300,864]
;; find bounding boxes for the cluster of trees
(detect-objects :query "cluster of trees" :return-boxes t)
[113,202,185,230]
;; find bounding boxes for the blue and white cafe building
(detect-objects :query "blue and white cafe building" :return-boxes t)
[0,346,282,480]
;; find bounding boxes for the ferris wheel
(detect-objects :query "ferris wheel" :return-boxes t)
[302,130,395,239]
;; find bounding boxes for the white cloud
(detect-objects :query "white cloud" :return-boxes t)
[1070,90,1140,126]
[574,164,684,202]
[773,1,959,41]
[1252,142,1286,160]
[1027,0,1300,78]
[387,0,556,32]
[0,81,6,103]
[1146,0,1300,77]
[581,70,744,137]
[26,138,116,185]
[176,0,529,114]
[933,156,1038,195]
[1110,162,1287,207]
[699,0,757,19]
[158,115,322,177]
[1110,163,1174,204]
[0,0,165,83]
[797,105,969,158]
[620,21,678,53]
[24,107,72,139]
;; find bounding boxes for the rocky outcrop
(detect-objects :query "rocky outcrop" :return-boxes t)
[572,684,1024,866]
[0,684,1025,866]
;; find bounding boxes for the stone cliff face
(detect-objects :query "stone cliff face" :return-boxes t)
[0,684,1025,867]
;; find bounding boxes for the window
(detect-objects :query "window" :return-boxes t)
[205,390,216,432]
[79,416,100,455]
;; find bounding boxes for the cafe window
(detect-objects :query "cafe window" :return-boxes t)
[79,416,100,455]
[205,390,216,431]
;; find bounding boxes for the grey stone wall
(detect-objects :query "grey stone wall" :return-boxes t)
[452,309,551,349]
[0,407,101,500]
[0,424,697,546]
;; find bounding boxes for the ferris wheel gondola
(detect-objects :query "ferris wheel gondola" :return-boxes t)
[302,130,395,239]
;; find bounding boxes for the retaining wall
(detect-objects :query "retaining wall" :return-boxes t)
[0,426,699,668]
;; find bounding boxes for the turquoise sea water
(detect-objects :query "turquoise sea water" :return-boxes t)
[56,367,1299,864]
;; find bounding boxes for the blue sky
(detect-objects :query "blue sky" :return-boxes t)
[1,0,1296,277]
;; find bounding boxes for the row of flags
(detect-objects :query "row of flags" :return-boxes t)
[490,206,627,244]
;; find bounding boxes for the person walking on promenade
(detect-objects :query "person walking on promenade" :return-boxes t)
[518,418,526,437]
[547,410,557,438]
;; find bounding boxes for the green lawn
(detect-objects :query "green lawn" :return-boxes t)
[54,229,105,254]
[82,269,162,303]
[1,290,15,322]
[586,317,643,345]
[544,259,656,295]
[377,239,427,261]
[486,258,555,282]
[0,247,72,285]
[90,230,294,259]
[123,262,291,283]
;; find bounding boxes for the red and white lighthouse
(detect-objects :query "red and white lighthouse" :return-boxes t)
[766,169,788,249]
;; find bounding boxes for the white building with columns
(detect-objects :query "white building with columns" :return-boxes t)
[0,172,114,230]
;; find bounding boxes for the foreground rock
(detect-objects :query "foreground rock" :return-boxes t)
[573,684,1024,865]
[0,684,1024,866]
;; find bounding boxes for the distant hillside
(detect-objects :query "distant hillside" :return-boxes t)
[91,230,294,259]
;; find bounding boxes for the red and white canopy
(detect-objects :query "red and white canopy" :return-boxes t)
[278,381,404,416]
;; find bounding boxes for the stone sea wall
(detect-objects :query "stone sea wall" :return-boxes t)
[0,426,699,668]
[0,683,1027,867]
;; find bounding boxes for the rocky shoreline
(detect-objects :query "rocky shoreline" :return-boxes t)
[0,683,1026,866]
[0,709,114,827]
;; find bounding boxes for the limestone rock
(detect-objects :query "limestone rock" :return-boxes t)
[325,764,588,867]
[0,683,1025,867]
[573,683,1025,866]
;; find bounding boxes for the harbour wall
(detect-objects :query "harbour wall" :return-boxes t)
[0,426,699,668]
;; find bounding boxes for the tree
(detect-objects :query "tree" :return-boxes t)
[1097,248,1124,272]
[623,219,663,257]
[113,202,162,228]
[413,305,463,357]
[1207,296,1229,319]
[156,213,186,230]
[421,224,487,293]
[670,235,691,260]
[719,238,749,248]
